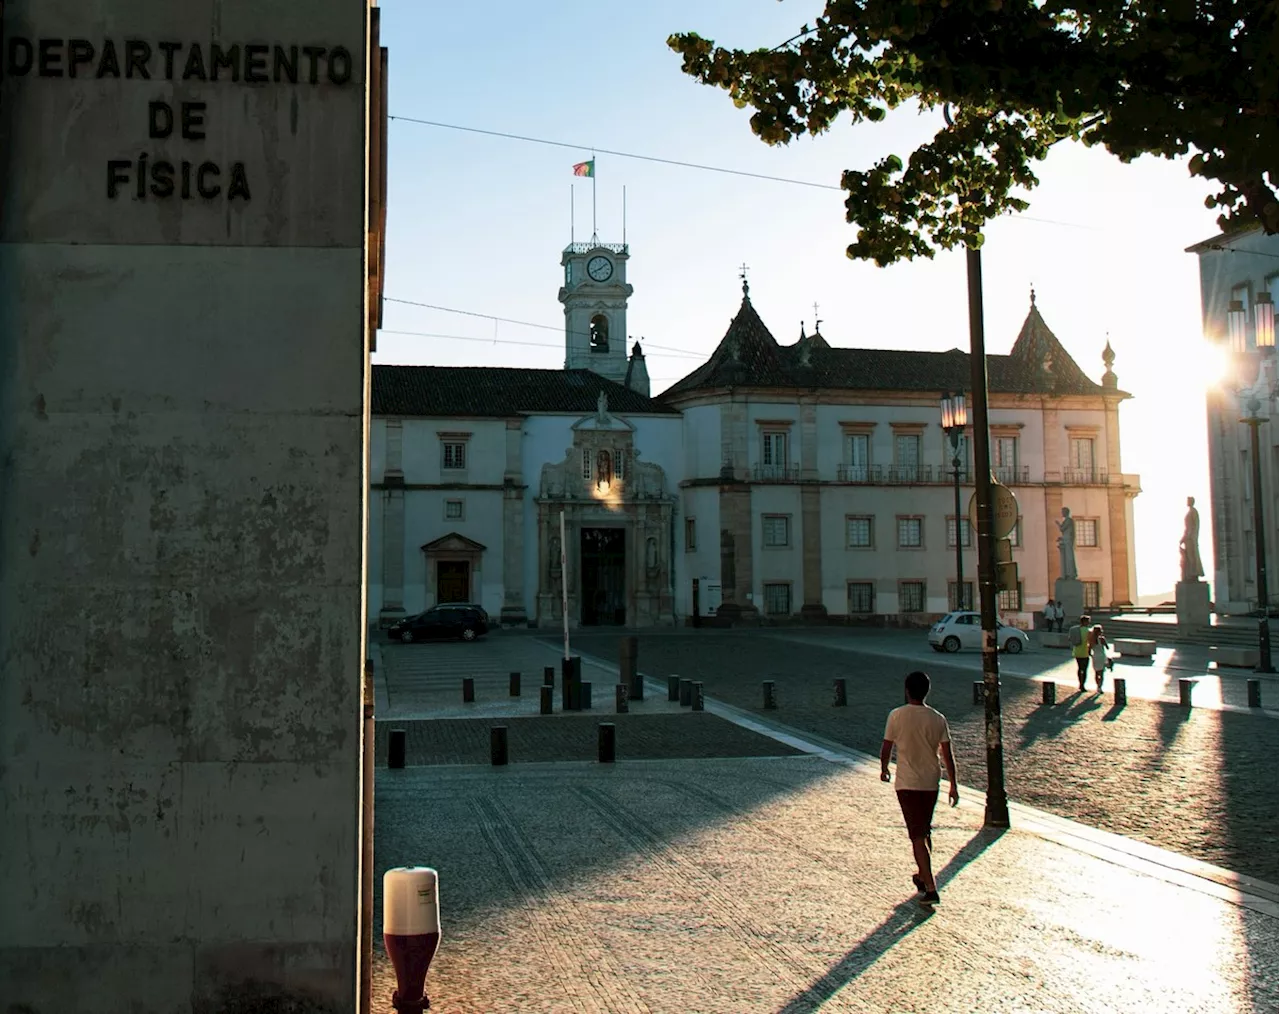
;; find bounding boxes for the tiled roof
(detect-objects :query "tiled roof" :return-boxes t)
[372,366,678,417]
[663,290,1122,399]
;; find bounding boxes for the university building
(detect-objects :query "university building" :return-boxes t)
[369,242,1140,629]
[1187,226,1278,614]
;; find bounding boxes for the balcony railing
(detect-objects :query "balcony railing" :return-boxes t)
[837,464,878,483]
[1055,469,1114,486]
[993,465,1030,485]
[752,464,801,482]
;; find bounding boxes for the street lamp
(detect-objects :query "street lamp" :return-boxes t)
[1239,395,1275,673]
[940,392,969,610]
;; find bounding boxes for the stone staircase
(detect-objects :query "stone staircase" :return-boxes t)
[1102,615,1280,653]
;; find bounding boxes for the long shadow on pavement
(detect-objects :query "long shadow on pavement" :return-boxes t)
[774,827,1007,1014]
[1015,690,1105,750]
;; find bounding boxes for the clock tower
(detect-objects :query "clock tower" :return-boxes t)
[560,242,632,382]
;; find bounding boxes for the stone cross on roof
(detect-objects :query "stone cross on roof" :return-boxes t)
[596,389,608,423]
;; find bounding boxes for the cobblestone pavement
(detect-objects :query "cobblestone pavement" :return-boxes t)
[371,756,1278,1013]
[558,630,1280,882]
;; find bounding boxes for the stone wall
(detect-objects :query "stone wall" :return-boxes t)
[0,2,372,1009]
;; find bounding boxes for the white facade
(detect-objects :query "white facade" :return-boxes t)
[1188,227,1279,614]
[369,255,1141,630]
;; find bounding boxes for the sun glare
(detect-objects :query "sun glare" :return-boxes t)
[1198,340,1231,391]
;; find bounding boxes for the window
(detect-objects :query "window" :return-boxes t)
[762,430,788,467]
[1083,581,1101,609]
[444,499,464,521]
[846,515,873,548]
[944,434,969,478]
[1076,518,1099,547]
[993,435,1018,482]
[897,516,923,548]
[895,433,921,479]
[899,581,926,613]
[685,517,696,552]
[615,447,627,480]
[589,313,610,352]
[948,581,975,611]
[848,582,874,614]
[762,515,791,547]
[946,517,973,548]
[442,441,466,470]
[1009,518,1022,548]
[1068,437,1094,479]
[582,448,591,479]
[998,584,1024,611]
[1242,449,1252,499]
[847,433,870,479]
[994,436,1018,469]
[763,582,792,616]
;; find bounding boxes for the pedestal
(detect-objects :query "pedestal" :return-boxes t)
[1176,580,1211,630]
[1055,578,1084,625]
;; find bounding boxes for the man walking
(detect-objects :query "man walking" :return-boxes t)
[1072,614,1092,690]
[880,671,959,907]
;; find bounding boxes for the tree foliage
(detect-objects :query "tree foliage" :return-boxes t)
[669,0,1277,266]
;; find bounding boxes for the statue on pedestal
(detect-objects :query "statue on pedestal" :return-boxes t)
[1180,496,1204,582]
[1056,506,1078,580]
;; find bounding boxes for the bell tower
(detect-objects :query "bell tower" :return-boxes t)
[560,242,632,382]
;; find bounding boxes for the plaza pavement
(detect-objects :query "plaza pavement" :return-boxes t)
[370,633,1278,1012]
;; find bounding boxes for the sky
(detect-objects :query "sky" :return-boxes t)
[373,0,1231,602]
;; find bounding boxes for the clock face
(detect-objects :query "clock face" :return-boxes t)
[586,256,613,282]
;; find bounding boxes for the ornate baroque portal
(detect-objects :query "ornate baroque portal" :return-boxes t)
[536,394,675,627]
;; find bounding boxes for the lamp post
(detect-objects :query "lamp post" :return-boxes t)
[1229,290,1276,674]
[940,392,969,610]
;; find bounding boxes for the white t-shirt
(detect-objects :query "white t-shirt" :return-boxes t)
[883,703,951,791]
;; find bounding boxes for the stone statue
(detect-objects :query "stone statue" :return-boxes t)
[1180,496,1204,582]
[596,390,608,423]
[1056,506,1078,580]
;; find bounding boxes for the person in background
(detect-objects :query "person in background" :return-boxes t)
[1072,615,1092,691]
[1089,624,1112,692]
[880,670,959,908]
[1042,599,1056,632]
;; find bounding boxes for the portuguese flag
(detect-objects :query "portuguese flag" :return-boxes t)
[572,160,595,177]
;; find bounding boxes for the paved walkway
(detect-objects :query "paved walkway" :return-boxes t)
[764,629,1278,715]
[564,631,1280,882]
[372,752,1277,1013]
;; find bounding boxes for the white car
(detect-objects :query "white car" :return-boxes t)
[928,611,1029,654]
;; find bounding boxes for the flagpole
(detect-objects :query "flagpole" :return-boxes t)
[591,156,597,242]
[570,183,575,244]
[623,185,627,246]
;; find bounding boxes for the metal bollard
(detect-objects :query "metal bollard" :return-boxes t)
[540,684,553,715]
[1247,679,1262,708]
[616,684,629,713]
[1041,681,1056,705]
[833,678,847,707]
[562,656,580,711]
[490,726,508,766]
[509,671,521,697]
[544,665,555,688]
[1114,678,1126,704]
[387,729,406,770]
[463,677,475,703]
[625,635,643,700]
[692,681,705,711]
[598,722,616,764]
[973,681,984,705]
[1178,678,1193,707]
[679,678,693,706]
[581,681,592,710]
[668,676,681,701]
[762,680,777,710]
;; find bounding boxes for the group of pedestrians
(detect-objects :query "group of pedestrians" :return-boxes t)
[1041,599,1067,631]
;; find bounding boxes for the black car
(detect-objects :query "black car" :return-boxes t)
[389,604,489,643]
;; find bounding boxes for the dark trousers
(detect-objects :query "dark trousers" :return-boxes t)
[1054,619,1064,632]
[1075,656,1089,685]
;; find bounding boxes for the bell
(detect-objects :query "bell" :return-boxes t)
[383,867,441,1012]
